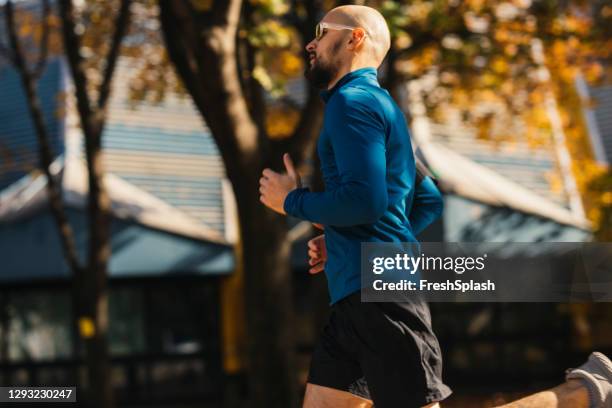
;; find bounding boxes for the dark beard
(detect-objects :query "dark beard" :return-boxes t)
[304,62,337,89]
[304,39,342,89]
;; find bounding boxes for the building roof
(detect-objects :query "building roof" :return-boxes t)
[0,59,64,190]
[417,139,591,230]
[99,60,228,235]
[0,153,228,243]
[403,77,591,231]
[0,57,235,241]
[0,206,234,283]
[0,55,237,281]
[427,122,568,207]
[0,155,234,282]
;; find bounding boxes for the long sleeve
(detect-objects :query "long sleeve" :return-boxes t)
[284,93,388,226]
[409,176,444,235]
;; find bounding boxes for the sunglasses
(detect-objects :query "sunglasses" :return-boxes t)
[315,22,367,41]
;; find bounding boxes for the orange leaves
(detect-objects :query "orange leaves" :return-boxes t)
[279,51,302,77]
[265,105,299,139]
[466,0,486,13]
[243,1,304,97]
[491,57,509,74]
[190,0,214,12]
[544,62,612,240]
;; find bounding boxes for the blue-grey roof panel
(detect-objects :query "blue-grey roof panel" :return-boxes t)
[588,84,612,164]
[0,59,63,190]
[0,208,234,283]
[442,195,590,242]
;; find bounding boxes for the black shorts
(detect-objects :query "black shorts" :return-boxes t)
[307,292,452,408]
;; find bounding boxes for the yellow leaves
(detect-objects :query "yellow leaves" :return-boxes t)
[475,115,493,140]
[403,1,434,23]
[418,46,440,67]
[545,62,612,240]
[394,32,413,50]
[128,50,182,105]
[440,71,460,85]
[512,0,532,10]
[395,58,419,76]
[563,15,591,36]
[249,20,292,48]
[494,28,510,43]
[190,0,214,12]
[601,192,612,206]
[247,14,302,95]
[466,0,485,13]
[250,0,289,16]
[493,25,530,46]
[266,106,299,139]
[491,57,508,74]
[527,107,550,128]
[450,88,470,106]
[478,89,498,102]
[583,63,603,83]
[480,73,498,87]
[504,43,518,57]
[395,45,440,77]
[545,170,564,195]
[279,51,302,77]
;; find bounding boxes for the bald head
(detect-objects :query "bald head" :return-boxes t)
[325,5,391,66]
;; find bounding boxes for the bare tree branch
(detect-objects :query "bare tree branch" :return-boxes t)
[4,0,83,273]
[0,42,14,64]
[211,0,242,31]
[159,4,207,111]
[97,0,131,110]
[58,0,95,137]
[32,0,50,80]
[239,1,270,149]
[58,2,131,406]
[1,4,16,64]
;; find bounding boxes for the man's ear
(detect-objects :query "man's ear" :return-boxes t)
[349,28,366,49]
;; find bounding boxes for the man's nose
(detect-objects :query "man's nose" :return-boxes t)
[305,39,316,52]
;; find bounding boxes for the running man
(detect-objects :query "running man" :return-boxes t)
[258,5,612,408]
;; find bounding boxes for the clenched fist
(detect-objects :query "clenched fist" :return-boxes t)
[307,234,327,274]
[259,153,302,215]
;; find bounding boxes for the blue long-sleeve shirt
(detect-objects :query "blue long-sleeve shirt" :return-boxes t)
[284,67,443,304]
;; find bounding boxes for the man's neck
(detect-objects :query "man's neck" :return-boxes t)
[327,61,377,90]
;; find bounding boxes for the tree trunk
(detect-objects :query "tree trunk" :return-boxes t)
[157,1,322,405]
[82,148,114,408]
[58,1,131,405]
[232,168,299,408]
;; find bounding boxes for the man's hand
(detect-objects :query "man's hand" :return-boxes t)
[259,153,301,215]
[307,234,326,274]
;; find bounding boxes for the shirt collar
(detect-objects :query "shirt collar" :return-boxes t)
[320,67,379,103]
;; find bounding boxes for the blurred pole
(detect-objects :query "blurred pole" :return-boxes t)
[530,38,586,221]
[574,73,609,166]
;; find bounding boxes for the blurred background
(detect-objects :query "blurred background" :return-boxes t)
[0,0,610,407]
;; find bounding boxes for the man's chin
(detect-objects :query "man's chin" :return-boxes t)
[304,67,332,89]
